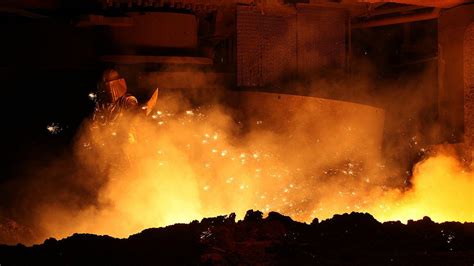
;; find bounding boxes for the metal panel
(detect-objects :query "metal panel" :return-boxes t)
[237,7,297,87]
[464,23,474,146]
[438,4,474,143]
[261,13,297,86]
[237,5,346,87]
[108,12,198,50]
[296,5,346,74]
[237,7,262,87]
[236,91,385,159]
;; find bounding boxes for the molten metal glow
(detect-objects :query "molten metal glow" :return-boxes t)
[37,96,474,242]
[370,154,474,223]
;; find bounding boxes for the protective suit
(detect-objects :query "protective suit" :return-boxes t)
[88,69,139,171]
[92,69,138,126]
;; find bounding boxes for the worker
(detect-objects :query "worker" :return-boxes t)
[92,68,138,127]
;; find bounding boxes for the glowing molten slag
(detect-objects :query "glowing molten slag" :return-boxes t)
[370,154,474,223]
[38,97,474,243]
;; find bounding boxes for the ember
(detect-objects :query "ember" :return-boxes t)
[46,123,62,135]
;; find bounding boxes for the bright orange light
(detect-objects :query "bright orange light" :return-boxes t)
[34,94,474,244]
[370,154,474,223]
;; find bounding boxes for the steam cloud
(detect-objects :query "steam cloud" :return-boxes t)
[0,68,472,246]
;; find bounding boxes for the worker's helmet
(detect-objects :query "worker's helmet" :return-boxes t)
[97,69,128,103]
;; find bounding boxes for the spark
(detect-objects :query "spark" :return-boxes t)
[88,92,97,101]
[128,133,136,143]
[46,123,62,135]
[200,228,213,241]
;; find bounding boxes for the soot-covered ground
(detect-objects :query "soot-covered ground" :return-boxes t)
[0,211,473,265]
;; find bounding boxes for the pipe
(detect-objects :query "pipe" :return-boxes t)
[352,8,440,29]
[366,6,427,17]
[0,7,48,18]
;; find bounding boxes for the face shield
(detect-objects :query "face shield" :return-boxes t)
[97,78,128,103]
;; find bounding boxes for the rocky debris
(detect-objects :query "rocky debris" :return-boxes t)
[0,217,36,246]
[0,211,473,265]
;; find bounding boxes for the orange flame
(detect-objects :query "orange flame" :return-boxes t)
[370,154,474,223]
[34,94,474,243]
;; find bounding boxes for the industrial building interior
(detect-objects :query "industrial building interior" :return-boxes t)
[0,0,473,264]
[1,0,472,164]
